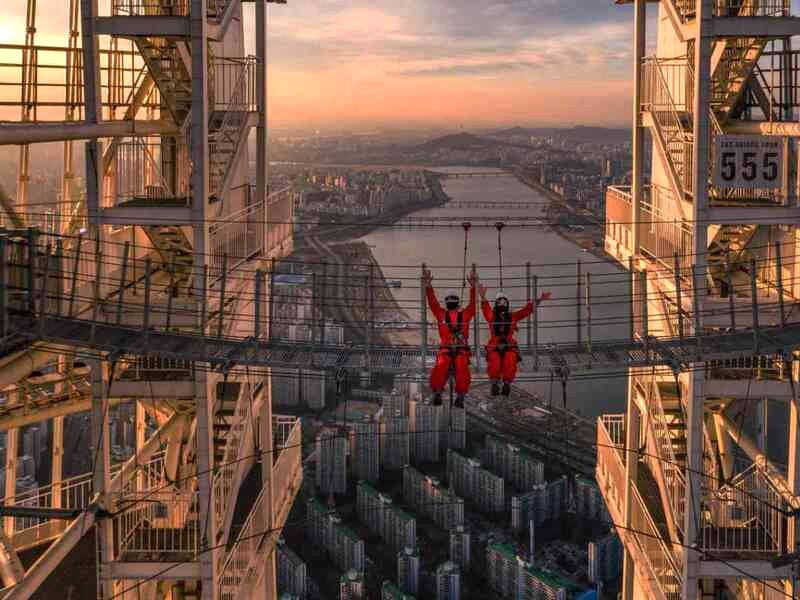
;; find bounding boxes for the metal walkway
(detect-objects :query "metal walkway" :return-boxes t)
[8,314,800,374]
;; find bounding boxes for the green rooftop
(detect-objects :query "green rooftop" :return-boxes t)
[523,563,582,592]
[487,542,518,561]
[381,581,416,599]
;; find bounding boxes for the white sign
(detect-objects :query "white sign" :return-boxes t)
[713,135,784,189]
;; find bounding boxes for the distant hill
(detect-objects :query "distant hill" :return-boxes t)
[414,132,499,152]
[489,125,630,144]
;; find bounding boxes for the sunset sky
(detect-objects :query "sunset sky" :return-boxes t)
[3,1,796,130]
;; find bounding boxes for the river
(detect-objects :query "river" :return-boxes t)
[362,167,629,418]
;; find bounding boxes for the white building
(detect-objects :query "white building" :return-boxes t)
[316,427,347,495]
[397,546,420,596]
[435,561,461,600]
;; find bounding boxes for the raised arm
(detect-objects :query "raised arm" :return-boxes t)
[462,280,477,321]
[481,299,493,322]
[425,285,443,320]
[512,301,535,322]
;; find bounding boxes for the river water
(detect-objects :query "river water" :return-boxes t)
[362,167,629,418]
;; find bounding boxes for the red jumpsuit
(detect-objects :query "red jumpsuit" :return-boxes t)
[426,285,475,395]
[482,300,534,383]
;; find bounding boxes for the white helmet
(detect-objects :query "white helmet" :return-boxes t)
[444,290,460,304]
[495,291,509,304]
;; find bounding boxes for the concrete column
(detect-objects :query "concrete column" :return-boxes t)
[3,425,18,537]
[255,0,268,203]
[788,358,800,572]
[90,360,113,600]
[50,417,64,509]
[682,3,713,593]
[190,1,217,596]
[134,400,146,493]
[80,0,103,228]
[621,375,640,600]
[631,0,646,254]
[259,374,276,600]
[682,370,705,600]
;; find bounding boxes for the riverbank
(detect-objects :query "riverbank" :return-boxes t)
[514,172,614,265]
[301,170,449,245]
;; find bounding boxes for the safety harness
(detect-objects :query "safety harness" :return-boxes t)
[444,309,469,354]
[492,311,513,355]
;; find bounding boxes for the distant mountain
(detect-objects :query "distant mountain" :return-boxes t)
[488,125,630,144]
[414,132,498,152]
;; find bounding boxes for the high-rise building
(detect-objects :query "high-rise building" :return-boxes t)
[306,499,365,572]
[339,570,365,600]
[573,476,608,522]
[316,426,347,495]
[484,436,544,491]
[356,481,417,551]
[351,416,380,483]
[487,544,576,600]
[449,525,471,571]
[435,561,461,600]
[276,538,308,599]
[510,476,567,530]
[381,415,410,470]
[442,404,466,451]
[597,2,800,598]
[397,546,420,595]
[381,581,416,600]
[403,466,465,529]
[409,398,440,462]
[446,449,505,513]
[588,531,623,585]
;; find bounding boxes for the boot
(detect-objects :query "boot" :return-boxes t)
[502,382,511,397]
[454,394,465,409]
[432,393,443,406]
[490,381,500,396]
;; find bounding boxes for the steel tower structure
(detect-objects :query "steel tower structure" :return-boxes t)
[0,1,298,599]
[602,0,800,598]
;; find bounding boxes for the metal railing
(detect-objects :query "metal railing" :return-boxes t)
[671,0,790,20]
[702,463,789,555]
[641,57,693,198]
[214,57,258,113]
[637,375,688,539]
[605,186,632,250]
[111,0,190,16]
[596,415,626,520]
[209,185,294,282]
[109,136,190,207]
[213,382,254,536]
[114,490,199,559]
[218,416,301,600]
[630,485,683,600]
[209,58,258,198]
[639,185,694,276]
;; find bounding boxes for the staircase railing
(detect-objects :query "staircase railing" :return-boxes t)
[209,57,258,199]
[702,462,790,555]
[638,375,687,540]
[218,416,301,600]
[213,380,258,540]
[111,0,190,16]
[596,415,626,520]
[642,57,693,199]
[630,485,683,600]
[209,184,294,283]
[670,0,789,20]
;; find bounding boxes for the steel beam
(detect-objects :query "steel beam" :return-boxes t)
[95,16,190,36]
[0,120,176,146]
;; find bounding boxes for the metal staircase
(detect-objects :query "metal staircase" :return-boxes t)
[208,58,256,200]
[706,224,758,295]
[143,225,195,294]
[134,38,192,126]
[711,37,768,124]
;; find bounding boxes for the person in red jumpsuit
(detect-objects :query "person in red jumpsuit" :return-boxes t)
[423,268,477,408]
[480,285,551,397]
